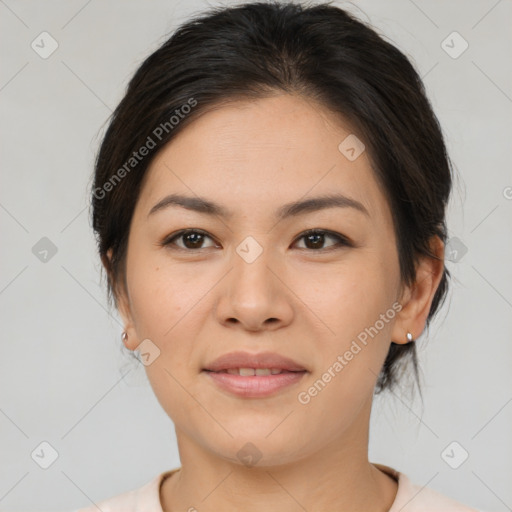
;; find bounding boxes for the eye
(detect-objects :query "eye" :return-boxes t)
[292,229,351,251]
[161,228,352,252]
[161,229,218,251]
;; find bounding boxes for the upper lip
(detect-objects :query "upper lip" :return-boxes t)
[203,351,308,372]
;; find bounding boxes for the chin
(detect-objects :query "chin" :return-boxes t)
[203,430,311,467]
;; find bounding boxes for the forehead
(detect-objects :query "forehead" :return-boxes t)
[136,94,391,227]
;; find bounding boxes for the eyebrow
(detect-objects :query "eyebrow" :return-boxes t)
[147,192,370,220]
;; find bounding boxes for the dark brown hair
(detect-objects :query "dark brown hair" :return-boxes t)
[90,1,453,394]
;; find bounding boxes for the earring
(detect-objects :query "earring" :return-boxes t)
[122,331,128,345]
[406,332,414,343]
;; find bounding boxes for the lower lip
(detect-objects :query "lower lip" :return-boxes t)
[202,370,307,398]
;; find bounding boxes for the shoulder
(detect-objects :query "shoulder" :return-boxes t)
[71,468,179,512]
[374,463,486,512]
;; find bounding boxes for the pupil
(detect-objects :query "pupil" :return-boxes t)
[307,233,323,249]
[185,232,203,248]
[181,232,326,250]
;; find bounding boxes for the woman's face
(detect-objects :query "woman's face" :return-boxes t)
[117,94,416,466]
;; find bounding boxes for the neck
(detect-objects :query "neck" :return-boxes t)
[160,400,398,512]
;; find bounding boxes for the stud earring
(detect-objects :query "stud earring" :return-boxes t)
[406,332,414,343]
[122,331,128,345]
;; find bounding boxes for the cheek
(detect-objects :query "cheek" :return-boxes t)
[126,261,201,416]
[292,254,396,339]
[293,274,395,431]
[125,252,212,382]
[127,248,200,338]
[294,253,398,401]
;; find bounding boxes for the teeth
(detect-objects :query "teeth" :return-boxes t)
[224,368,284,376]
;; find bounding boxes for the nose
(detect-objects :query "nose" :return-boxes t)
[214,249,294,333]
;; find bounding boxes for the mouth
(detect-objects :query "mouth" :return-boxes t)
[202,350,308,374]
[203,368,306,376]
[201,351,309,398]
[202,369,307,398]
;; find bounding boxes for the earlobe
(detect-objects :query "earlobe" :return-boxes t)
[115,284,140,351]
[118,294,141,351]
[103,248,139,351]
[391,235,445,345]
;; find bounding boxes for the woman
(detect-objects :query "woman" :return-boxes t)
[78,1,484,510]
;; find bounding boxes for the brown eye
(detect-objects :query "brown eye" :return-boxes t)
[293,229,351,251]
[162,229,217,250]
[161,228,351,252]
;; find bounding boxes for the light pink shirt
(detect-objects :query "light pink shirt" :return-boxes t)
[73,463,484,511]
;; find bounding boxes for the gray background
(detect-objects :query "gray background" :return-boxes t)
[0,0,511,510]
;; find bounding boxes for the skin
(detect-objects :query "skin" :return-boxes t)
[109,94,444,512]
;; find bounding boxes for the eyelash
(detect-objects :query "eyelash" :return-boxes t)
[160,228,352,253]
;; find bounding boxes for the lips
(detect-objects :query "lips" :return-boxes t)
[202,350,308,373]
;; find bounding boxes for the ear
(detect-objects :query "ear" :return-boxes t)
[390,235,445,345]
[103,248,140,351]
